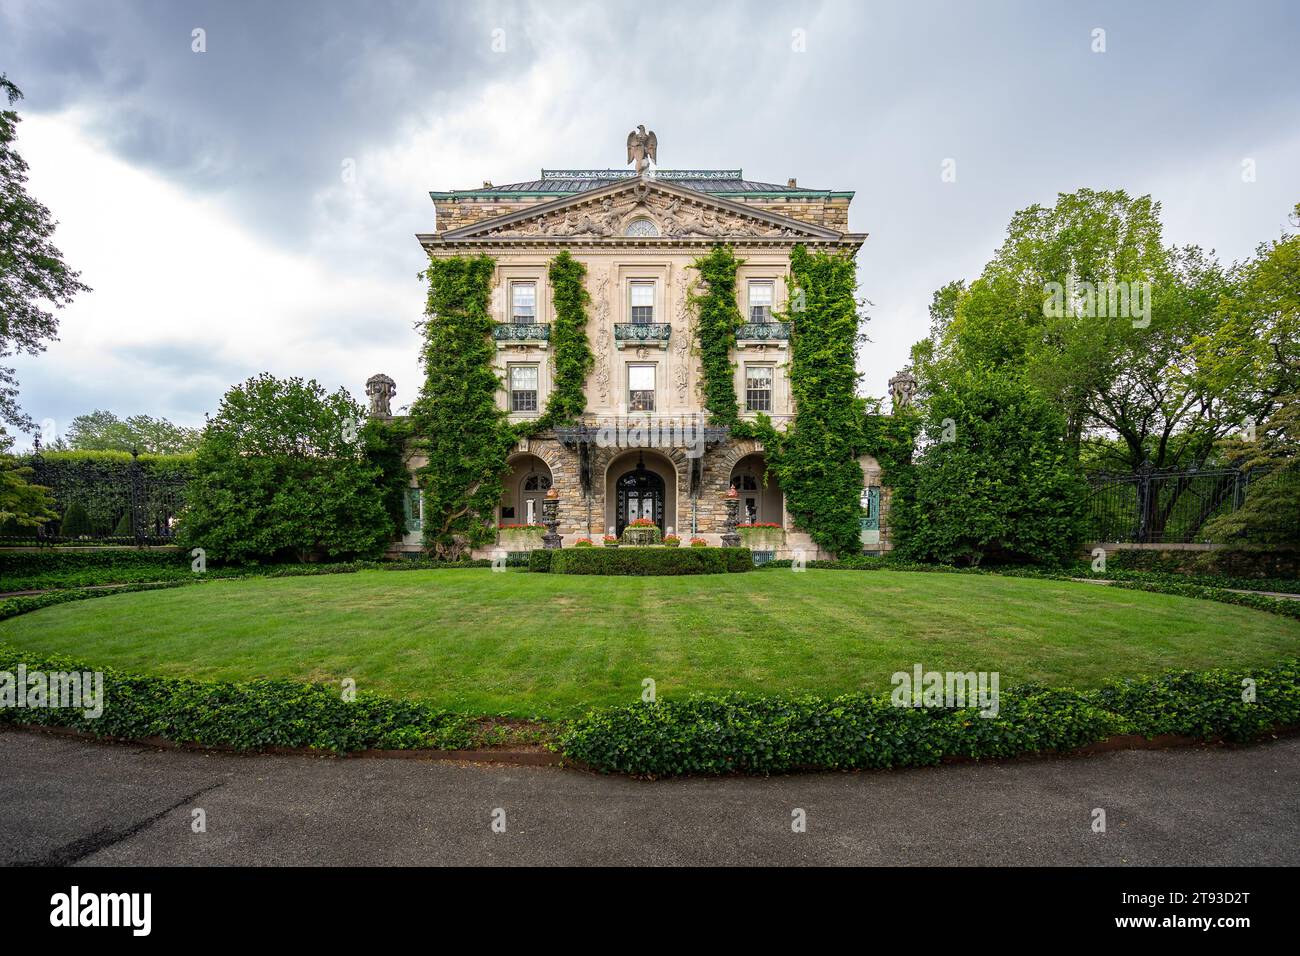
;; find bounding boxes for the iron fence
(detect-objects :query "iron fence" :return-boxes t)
[1085,465,1257,544]
[2,450,190,547]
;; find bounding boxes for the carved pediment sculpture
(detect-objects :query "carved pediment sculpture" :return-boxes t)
[463,181,836,241]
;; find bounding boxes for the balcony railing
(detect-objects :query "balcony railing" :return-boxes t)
[493,322,551,343]
[614,322,671,347]
[736,321,791,342]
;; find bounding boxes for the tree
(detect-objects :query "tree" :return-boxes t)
[63,409,200,454]
[59,500,92,538]
[0,75,90,431]
[179,373,392,563]
[0,433,56,531]
[892,369,1087,566]
[918,188,1243,473]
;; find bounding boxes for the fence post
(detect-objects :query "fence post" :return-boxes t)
[130,448,145,549]
[1133,460,1147,543]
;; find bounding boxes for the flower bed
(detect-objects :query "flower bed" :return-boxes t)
[737,523,784,549]
[621,519,662,547]
[497,524,546,551]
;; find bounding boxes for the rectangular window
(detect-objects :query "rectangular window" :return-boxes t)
[628,364,655,412]
[510,281,536,324]
[630,281,655,324]
[403,488,423,534]
[745,365,773,412]
[510,364,538,413]
[748,281,774,323]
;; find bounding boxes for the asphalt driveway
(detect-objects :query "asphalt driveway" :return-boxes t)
[1,728,1296,866]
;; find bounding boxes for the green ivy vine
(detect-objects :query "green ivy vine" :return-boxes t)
[410,254,515,560]
[689,245,745,428]
[768,244,866,558]
[515,250,593,437]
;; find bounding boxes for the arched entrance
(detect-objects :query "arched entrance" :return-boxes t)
[500,454,552,525]
[615,454,666,535]
[729,453,783,525]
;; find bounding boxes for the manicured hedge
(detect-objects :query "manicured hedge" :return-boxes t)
[561,660,1300,776]
[528,549,553,573]
[0,549,495,592]
[0,642,473,751]
[544,546,752,575]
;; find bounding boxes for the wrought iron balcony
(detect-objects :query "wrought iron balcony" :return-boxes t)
[614,322,671,347]
[736,321,791,343]
[493,322,551,344]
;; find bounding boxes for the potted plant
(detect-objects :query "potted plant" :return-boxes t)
[689,537,708,548]
[573,537,593,548]
[497,522,546,551]
[737,521,784,550]
[621,517,662,547]
[663,534,681,547]
[603,534,619,548]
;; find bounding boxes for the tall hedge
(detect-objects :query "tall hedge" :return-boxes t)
[892,370,1086,565]
[180,373,392,563]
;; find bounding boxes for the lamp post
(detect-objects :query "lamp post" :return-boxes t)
[542,486,562,550]
[721,485,741,548]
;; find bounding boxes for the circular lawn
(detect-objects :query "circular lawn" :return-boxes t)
[2,569,1297,718]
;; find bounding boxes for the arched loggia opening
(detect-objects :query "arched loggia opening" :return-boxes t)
[729,453,783,526]
[500,454,552,525]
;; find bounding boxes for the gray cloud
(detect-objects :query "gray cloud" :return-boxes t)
[3,0,1298,440]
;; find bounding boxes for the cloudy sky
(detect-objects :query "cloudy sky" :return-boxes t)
[2,0,1298,446]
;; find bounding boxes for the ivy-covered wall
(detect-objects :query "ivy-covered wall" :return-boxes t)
[410,254,515,559]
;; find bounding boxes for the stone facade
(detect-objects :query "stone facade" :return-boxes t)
[389,140,891,560]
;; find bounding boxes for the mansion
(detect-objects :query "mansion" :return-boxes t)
[371,134,899,560]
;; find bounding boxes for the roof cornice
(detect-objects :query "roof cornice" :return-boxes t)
[435,176,845,242]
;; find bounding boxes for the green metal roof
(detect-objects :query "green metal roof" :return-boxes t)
[430,168,852,201]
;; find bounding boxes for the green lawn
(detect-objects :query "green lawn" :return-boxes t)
[3,569,1298,718]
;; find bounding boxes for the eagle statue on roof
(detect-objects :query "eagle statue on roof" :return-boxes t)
[626,125,657,176]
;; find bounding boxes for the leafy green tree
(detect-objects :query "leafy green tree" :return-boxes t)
[180,373,392,563]
[892,369,1087,566]
[1192,203,1299,452]
[919,189,1239,472]
[63,409,200,454]
[0,433,56,530]
[0,76,90,431]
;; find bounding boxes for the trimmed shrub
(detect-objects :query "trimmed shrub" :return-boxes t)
[0,550,497,593]
[528,549,553,573]
[59,502,92,538]
[561,661,1300,776]
[548,547,751,575]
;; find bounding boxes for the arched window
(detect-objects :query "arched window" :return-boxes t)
[523,473,552,492]
[624,217,659,237]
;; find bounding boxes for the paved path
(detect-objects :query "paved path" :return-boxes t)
[1,728,1296,866]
